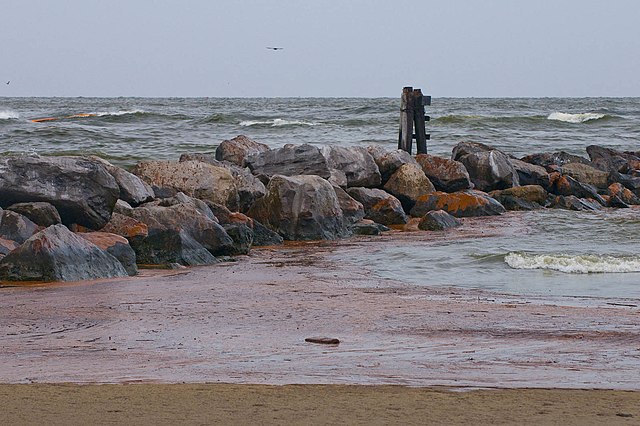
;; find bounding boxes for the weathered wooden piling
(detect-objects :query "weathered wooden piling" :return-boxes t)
[398,87,430,155]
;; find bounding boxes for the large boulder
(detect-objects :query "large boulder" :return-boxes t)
[383,163,435,212]
[6,202,61,227]
[333,186,365,225]
[251,220,284,247]
[346,187,408,226]
[79,232,138,276]
[549,195,601,212]
[418,210,462,231]
[100,212,149,245]
[0,237,18,257]
[489,185,547,211]
[510,159,550,189]
[586,145,640,174]
[520,151,592,168]
[0,224,128,282]
[215,135,270,167]
[557,162,609,190]
[204,202,254,255]
[132,160,239,210]
[321,146,381,188]
[610,172,640,197]
[549,173,605,205]
[415,154,472,192]
[246,144,331,180]
[410,190,506,218]
[0,155,120,229]
[129,202,234,265]
[0,210,40,244]
[90,157,155,206]
[367,148,417,185]
[248,175,349,241]
[451,142,519,192]
[607,183,640,206]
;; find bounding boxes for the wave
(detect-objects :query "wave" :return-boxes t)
[94,109,145,117]
[239,118,319,127]
[0,110,19,120]
[547,112,609,123]
[434,114,546,125]
[505,252,640,274]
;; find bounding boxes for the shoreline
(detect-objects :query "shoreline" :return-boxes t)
[1,215,639,389]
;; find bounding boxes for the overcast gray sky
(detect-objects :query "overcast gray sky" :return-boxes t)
[2,1,639,97]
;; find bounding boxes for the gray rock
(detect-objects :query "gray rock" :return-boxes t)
[549,174,606,205]
[333,186,365,225]
[0,224,128,282]
[520,151,592,168]
[246,144,331,180]
[6,202,61,227]
[79,232,138,276]
[133,160,239,210]
[204,202,254,255]
[587,145,640,173]
[368,148,417,185]
[179,152,221,166]
[0,155,119,229]
[549,195,602,211]
[383,163,435,212]
[0,210,40,244]
[489,185,547,211]
[248,175,349,240]
[510,159,550,189]
[418,210,462,231]
[251,220,284,246]
[346,187,407,225]
[415,154,472,192]
[321,146,381,188]
[452,143,519,192]
[350,219,389,236]
[558,162,609,190]
[215,135,270,167]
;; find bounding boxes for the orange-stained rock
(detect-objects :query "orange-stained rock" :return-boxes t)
[489,185,548,211]
[415,154,472,192]
[0,237,19,257]
[101,212,149,242]
[79,231,137,276]
[410,190,506,218]
[346,187,407,226]
[608,183,640,205]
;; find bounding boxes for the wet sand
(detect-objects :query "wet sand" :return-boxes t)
[1,215,639,422]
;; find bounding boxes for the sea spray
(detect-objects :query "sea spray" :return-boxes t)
[505,252,640,274]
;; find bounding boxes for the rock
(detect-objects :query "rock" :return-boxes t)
[100,212,149,245]
[133,160,239,210]
[6,202,61,227]
[418,210,462,231]
[451,142,519,192]
[607,183,640,205]
[510,159,550,189]
[0,210,40,244]
[558,162,609,190]
[154,192,218,221]
[179,152,221,166]
[0,155,119,229]
[246,144,331,180]
[586,145,640,173]
[227,165,267,213]
[415,154,472,192]
[215,135,270,167]
[383,163,435,212]
[0,237,19,257]
[328,168,348,188]
[305,337,340,345]
[333,186,365,225]
[129,202,234,265]
[549,195,602,211]
[350,219,388,236]
[79,232,138,276]
[248,175,349,241]
[610,172,640,197]
[346,187,407,225]
[0,224,128,282]
[91,157,155,206]
[410,190,506,218]
[549,174,606,205]
[489,185,548,211]
[113,199,134,215]
[520,151,592,168]
[251,220,284,246]
[368,148,418,185]
[204,202,254,255]
[321,146,381,188]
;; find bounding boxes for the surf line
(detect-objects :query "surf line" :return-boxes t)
[31,113,97,123]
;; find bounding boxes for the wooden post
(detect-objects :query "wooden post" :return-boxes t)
[398,87,414,154]
[413,89,427,154]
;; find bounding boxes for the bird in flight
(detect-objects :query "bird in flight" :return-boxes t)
[5,81,9,85]
[266,47,283,51]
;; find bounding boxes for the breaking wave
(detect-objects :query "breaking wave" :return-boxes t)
[505,252,640,274]
[0,110,19,120]
[239,118,319,127]
[94,109,145,117]
[547,112,609,123]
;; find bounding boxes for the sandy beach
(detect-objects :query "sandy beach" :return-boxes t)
[1,214,639,422]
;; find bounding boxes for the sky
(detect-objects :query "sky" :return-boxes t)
[2,0,639,98]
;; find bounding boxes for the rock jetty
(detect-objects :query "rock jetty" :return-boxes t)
[0,136,637,282]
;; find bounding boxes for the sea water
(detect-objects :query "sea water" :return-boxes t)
[1,97,640,298]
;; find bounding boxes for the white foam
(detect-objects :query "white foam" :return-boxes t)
[95,109,144,117]
[0,110,19,120]
[547,112,606,123]
[505,252,640,274]
[239,118,318,127]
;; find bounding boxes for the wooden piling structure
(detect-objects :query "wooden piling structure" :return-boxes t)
[398,87,430,155]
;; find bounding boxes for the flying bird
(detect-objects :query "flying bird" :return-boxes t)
[5,81,9,85]
[266,47,283,51]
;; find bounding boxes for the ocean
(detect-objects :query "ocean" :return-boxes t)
[1,97,640,299]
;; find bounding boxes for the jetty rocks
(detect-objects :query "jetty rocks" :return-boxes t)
[0,137,638,282]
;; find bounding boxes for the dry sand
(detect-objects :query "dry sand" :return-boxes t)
[1,215,639,423]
